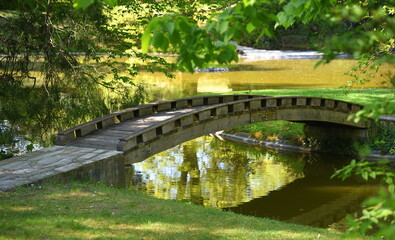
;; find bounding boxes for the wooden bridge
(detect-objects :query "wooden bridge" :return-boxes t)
[55,94,369,164]
[1,94,371,191]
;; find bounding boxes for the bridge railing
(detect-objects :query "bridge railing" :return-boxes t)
[55,94,260,145]
[116,96,365,152]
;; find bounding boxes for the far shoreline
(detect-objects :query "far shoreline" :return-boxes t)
[214,131,395,162]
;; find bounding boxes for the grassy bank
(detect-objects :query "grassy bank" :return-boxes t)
[227,88,395,153]
[0,181,353,240]
[231,88,394,106]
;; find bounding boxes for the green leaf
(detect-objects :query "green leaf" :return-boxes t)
[163,22,175,34]
[386,177,393,185]
[160,37,169,52]
[179,20,191,33]
[362,171,368,180]
[26,144,34,152]
[141,18,162,53]
[73,0,95,9]
[169,30,181,46]
[276,12,287,24]
[224,29,235,43]
[389,184,394,194]
[152,33,165,49]
[245,6,257,18]
[243,0,256,6]
[141,30,152,53]
[218,21,229,35]
[246,22,256,33]
[104,0,117,6]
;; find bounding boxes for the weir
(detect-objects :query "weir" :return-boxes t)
[0,95,378,191]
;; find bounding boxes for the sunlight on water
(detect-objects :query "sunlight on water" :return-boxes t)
[129,136,304,208]
[134,59,392,100]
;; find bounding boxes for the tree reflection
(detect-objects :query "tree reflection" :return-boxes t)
[130,136,305,209]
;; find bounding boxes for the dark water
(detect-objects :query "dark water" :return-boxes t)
[128,136,378,228]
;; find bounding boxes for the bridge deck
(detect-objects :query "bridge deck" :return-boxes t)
[0,146,122,191]
[66,106,206,150]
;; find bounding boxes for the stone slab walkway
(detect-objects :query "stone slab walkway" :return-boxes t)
[0,146,122,191]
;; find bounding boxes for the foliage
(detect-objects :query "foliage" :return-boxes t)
[0,0,178,157]
[141,0,277,72]
[332,159,395,239]
[0,122,19,159]
[277,0,395,63]
[0,121,35,160]
[142,0,394,69]
[369,125,395,155]
[73,0,117,9]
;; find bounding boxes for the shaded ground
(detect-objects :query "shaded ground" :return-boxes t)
[0,181,353,240]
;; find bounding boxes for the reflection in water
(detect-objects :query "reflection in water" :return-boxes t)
[129,136,305,208]
[138,59,392,100]
[197,74,232,93]
[128,136,379,227]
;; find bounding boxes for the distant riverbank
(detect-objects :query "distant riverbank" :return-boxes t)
[215,131,395,162]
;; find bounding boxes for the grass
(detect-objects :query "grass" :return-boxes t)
[226,88,395,149]
[0,180,361,240]
[232,88,394,106]
[232,121,306,145]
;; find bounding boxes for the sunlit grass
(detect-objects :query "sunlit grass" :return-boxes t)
[226,88,394,146]
[0,181,363,240]
[231,88,394,106]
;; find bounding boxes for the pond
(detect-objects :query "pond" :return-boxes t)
[135,58,391,100]
[127,136,378,229]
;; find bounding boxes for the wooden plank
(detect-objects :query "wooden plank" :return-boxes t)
[282,98,292,107]
[67,142,116,150]
[207,96,220,105]
[77,124,97,137]
[325,99,335,108]
[267,99,277,107]
[90,129,132,138]
[233,102,245,112]
[68,139,118,150]
[297,98,307,106]
[250,100,261,110]
[311,98,321,107]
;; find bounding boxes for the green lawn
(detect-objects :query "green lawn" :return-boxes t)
[231,88,394,106]
[0,181,362,240]
[227,88,395,150]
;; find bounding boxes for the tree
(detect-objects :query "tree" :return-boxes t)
[0,0,176,155]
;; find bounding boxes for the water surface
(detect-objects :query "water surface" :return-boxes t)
[135,59,392,101]
[128,136,378,228]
